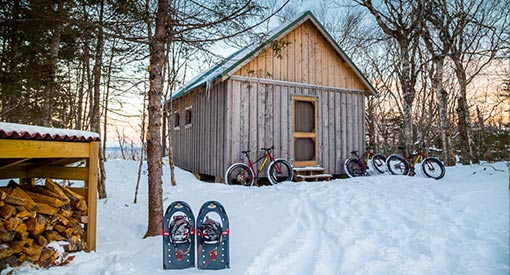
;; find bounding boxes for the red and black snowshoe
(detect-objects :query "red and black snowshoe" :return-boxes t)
[197,201,230,270]
[163,201,195,269]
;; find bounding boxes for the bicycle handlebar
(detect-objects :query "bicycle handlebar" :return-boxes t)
[260,145,275,151]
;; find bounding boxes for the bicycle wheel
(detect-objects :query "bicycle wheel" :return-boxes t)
[267,159,293,184]
[386,154,410,175]
[225,163,255,186]
[421,157,446,180]
[371,154,387,174]
[344,158,365,177]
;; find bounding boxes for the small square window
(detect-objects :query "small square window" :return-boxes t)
[185,107,192,127]
[174,112,180,129]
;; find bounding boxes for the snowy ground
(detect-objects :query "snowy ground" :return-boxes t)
[4,161,509,275]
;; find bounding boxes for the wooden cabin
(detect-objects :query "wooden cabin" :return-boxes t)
[167,11,377,182]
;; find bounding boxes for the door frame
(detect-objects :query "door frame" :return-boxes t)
[292,96,318,167]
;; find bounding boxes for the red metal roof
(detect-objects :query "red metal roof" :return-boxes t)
[0,122,100,142]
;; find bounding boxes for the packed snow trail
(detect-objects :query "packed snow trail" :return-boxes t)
[3,161,508,275]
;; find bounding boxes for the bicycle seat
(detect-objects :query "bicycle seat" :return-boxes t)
[242,150,251,154]
[260,146,274,151]
[351,150,358,154]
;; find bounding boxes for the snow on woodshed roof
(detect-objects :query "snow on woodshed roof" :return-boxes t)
[0,122,100,142]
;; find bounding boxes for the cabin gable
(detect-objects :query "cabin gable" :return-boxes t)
[233,20,366,92]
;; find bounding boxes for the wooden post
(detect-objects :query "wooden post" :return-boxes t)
[86,141,99,251]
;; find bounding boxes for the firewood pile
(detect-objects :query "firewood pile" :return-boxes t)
[0,179,88,270]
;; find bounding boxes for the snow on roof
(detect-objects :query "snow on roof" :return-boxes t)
[169,11,310,101]
[0,122,100,142]
[168,10,377,102]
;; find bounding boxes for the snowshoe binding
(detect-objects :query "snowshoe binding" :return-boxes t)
[197,201,230,270]
[163,201,195,269]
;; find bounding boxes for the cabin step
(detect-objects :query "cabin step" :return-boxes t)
[293,166,326,172]
[295,174,333,182]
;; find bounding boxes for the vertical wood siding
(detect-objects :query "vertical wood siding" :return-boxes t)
[234,20,366,92]
[171,79,365,178]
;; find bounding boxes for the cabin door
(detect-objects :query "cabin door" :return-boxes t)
[293,96,318,167]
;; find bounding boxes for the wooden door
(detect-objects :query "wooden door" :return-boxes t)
[293,96,317,166]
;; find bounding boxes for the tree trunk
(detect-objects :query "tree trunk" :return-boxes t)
[167,100,177,186]
[454,60,478,164]
[366,97,376,147]
[144,0,167,238]
[400,50,415,148]
[433,57,456,166]
[134,92,148,204]
[91,0,107,199]
[476,106,486,161]
[102,42,116,162]
[42,1,64,127]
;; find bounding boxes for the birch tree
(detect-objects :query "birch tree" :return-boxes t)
[355,0,425,148]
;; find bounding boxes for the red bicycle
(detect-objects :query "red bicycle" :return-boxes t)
[344,149,386,178]
[224,145,293,186]
[386,143,446,180]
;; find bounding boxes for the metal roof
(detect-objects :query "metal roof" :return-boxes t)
[0,122,100,142]
[168,10,378,101]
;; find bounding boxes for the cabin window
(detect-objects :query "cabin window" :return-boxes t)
[185,106,192,128]
[174,111,180,130]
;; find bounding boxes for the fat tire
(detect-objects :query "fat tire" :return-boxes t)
[386,154,410,175]
[267,159,293,184]
[225,163,254,186]
[371,154,387,174]
[421,157,446,180]
[344,158,364,177]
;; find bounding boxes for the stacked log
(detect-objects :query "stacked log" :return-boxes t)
[0,179,88,270]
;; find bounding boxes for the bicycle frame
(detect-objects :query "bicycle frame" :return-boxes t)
[399,145,432,174]
[362,149,375,165]
[244,149,278,182]
[351,151,369,171]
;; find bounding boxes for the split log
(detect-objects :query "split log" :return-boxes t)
[0,246,14,259]
[15,208,34,220]
[0,230,15,242]
[59,185,87,211]
[10,187,38,212]
[1,179,90,270]
[0,255,17,271]
[45,179,71,204]
[0,204,16,219]
[4,194,27,208]
[24,191,66,208]
[34,202,59,215]
[4,217,22,231]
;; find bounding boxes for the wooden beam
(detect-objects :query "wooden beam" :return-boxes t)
[0,166,89,180]
[230,75,366,95]
[0,140,90,158]
[86,142,99,251]
[0,158,31,170]
[26,158,85,171]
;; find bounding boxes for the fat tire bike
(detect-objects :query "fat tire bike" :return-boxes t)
[225,145,293,186]
[344,149,386,178]
[386,144,446,180]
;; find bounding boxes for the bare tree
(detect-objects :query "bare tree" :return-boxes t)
[420,0,457,165]
[144,0,167,238]
[90,0,107,199]
[134,91,147,203]
[355,0,426,148]
[446,0,508,164]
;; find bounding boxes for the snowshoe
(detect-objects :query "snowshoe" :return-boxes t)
[163,201,195,269]
[196,201,230,270]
